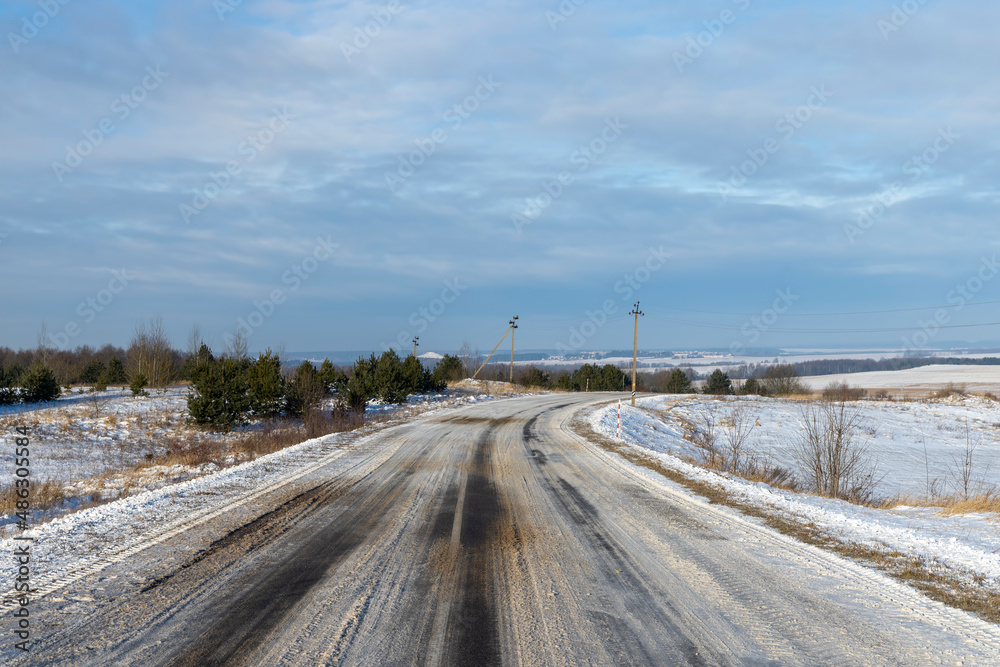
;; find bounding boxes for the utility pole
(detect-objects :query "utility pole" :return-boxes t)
[412,336,419,358]
[509,316,519,384]
[630,302,644,406]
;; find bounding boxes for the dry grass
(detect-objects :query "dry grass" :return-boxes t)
[884,490,1000,517]
[934,383,968,399]
[573,416,1000,625]
[0,479,72,516]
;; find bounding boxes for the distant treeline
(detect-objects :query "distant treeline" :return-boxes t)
[727,356,1000,380]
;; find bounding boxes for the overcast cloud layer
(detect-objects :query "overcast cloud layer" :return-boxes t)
[2,0,998,356]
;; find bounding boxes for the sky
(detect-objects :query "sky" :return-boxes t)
[2,0,999,357]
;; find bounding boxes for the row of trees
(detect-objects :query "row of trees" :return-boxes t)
[186,347,451,430]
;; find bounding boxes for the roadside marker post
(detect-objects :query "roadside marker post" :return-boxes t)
[617,399,621,440]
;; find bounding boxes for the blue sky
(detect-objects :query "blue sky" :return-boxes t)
[2,0,999,356]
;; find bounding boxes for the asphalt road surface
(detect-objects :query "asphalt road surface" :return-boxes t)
[27,394,1000,665]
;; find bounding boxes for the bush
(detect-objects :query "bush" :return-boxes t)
[793,400,879,504]
[21,360,61,403]
[821,381,867,401]
[761,364,805,396]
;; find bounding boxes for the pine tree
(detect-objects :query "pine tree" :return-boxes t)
[704,369,733,395]
[431,354,465,385]
[21,360,61,403]
[284,361,327,418]
[104,357,127,385]
[247,349,284,419]
[665,368,693,394]
[0,364,19,405]
[374,350,407,404]
[80,359,106,384]
[130,373,149,397]
[187,356,250,430]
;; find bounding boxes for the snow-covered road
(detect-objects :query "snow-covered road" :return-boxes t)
[9,394,1000,665]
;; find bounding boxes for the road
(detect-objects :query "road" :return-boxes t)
[28,394,1000,665]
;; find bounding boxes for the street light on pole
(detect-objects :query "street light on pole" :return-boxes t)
[509,316,518,384]
[630,302,643,406]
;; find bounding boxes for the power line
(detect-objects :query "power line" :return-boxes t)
[650,299,1000,318]
[648,315,1000,334]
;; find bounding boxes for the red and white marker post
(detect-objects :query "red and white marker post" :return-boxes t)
[617,399,621,440]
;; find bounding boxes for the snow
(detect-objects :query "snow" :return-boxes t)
[587,395,1000,588]
[799,363,1000,394]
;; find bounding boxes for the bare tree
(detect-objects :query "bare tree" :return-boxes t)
[127,316,176,389]
[692,408,720,467]
[724,403,757,473]
[950,420,990,501]
[224,328,249,361]
[186,324,204,356]
[793,400,878,503]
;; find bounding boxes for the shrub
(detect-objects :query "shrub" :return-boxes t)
[761,364,805,396]
[793,400,879,504]
[822,381,867,401]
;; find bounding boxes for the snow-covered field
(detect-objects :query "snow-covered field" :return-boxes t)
[799,363,1000,395]
[588,394,1000,589]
